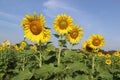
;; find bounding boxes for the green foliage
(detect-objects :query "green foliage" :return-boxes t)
[11,69,33,80]
[0,44,120,80]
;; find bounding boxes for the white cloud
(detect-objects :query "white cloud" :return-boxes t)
[43,0,78,12]
[43,0,99,31]
[43,0,79,18]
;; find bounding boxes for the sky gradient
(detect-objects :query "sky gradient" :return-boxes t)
[0,0,120,50]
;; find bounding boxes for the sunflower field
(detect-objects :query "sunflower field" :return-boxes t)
[0,12,120,80]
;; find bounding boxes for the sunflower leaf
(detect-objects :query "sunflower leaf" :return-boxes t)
[53,34,60,38]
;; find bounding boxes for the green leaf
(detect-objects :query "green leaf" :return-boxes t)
[0,73,4,79]
[59,39,66,46]
[97,71,113,80]
[63,50,80,61]
[11,69,33,80]
[74,75,89,80]
[47,44,56,51]
[53,34,60,38]
[64,76,73,80]
[67,61,88,73]
[45,26,51,29]
[34,64,55,79]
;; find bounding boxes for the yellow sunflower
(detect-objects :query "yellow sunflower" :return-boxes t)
[88,34,105,49]
[82,40,93,52]
[105,59,111,65]
[105,54,111,58]
[53,14,73,35]
[0,45,3,51]
[40,29,51,43]
[20,41,27,48]
[2,40,10,48]
[114,51,120,57]
[13,44,19,51]
[21,12,45,43]
[98,52,104,57]
[66,24,83,44]
[30,45,37,51]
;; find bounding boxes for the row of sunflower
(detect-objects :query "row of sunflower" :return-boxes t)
[0,12,120,80]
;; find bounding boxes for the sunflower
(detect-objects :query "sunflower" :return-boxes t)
[105,54,111,58]
[82,40,93,52]
[40,29,51,43]
[30,45,37,51]
[21,12,45,43]
[20,41,27,48]
[2,40,10,48]
[105,59,111,65]
[13,44,19,51]
[98,52,104,57]
[88,34,105,49]
[114,51,119,57]
[53,14,73,35]
[0,45,3,51]
[66,24,83,44]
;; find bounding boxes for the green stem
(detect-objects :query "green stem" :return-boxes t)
[91,55,95,80]
[0,51,2,60]
[22,57,25,71]
[39,44,42,68]
[58,35,62,66]
[58,45,62,66]
[69,43,73,50]
[39,51,42,67]
[22,50,26,71]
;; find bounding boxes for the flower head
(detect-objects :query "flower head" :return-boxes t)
[13,44,19,51]
[88,34,105,49]
[105,59,111,65]
[21,12,46,43]
[82,40,93,52]
[53,14,73,35]
[2,40,10,48]
[30,45,37,51]
[20,41,27,48]
[114,50,120,57]
[105,54,111,58]
[66,24,83,44]
[98,52,104,57]
[0,45,3,51]
[40,29,51,43]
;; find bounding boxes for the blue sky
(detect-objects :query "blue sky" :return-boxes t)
[0,0,120,50]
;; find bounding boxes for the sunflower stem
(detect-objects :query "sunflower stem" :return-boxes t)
[58,35,63,66]
[91,54,95,80]
[21,50,26,71]
[39,51,42,67]
[58,46,62,66]
[69,43,73,50]
[39,43,42,68]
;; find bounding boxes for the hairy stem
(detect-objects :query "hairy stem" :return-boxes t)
[91,55,95,80]
[58,45,62,66]
[69,43,73,50]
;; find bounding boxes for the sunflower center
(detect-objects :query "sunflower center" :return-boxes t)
[59,21,67,29]
[92,39,101,46]
[70,31,78,39]
[30,21,42,35]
